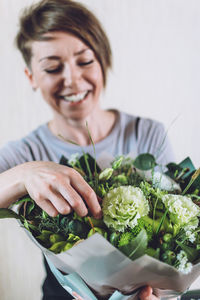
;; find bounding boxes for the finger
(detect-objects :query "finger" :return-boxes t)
[35,198,59,217]
[47,189,72,215]
[69,170,102,218]
[58,183,88,217]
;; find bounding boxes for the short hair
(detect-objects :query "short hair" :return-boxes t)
[15,0,112,86]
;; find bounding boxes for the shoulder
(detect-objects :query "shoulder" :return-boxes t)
[116,110,164,138]
[114,110,174,165]
[137,117,175,165]
[12,123,49,154]
[137,117,165,139]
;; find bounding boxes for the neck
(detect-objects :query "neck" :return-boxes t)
[49,108,117,146]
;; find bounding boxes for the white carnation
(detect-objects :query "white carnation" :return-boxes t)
[102,186,149,232]
[161,194,200,226]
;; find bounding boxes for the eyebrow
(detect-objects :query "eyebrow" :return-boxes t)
[38,48,91,62]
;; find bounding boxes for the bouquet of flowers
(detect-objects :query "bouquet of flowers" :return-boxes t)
[0,152,200,299]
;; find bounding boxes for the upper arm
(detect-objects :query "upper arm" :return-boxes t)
[0,141,32,173]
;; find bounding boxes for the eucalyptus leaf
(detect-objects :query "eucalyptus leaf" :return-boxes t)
[0,208,21,220]
[119,228,148,260]
[134,154,156,170]
[176,240,199,262]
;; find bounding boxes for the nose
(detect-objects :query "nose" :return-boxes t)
[62,63,81,87]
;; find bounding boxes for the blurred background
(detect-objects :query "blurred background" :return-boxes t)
[0,0,199,299]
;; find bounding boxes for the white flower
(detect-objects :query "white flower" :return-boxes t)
[176,250,192,274]
[138,171,181,192]
[102,186,149,232]
[177,261,193,274]
[185,230,196,243]
[68,153,80,166]
[184,220,198,243]
[161,194,200,226]
[152,172,181,192]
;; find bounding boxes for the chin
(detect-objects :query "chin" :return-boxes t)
[60,102,99,121]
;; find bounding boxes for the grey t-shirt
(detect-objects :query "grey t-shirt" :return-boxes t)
[0,110,174,172]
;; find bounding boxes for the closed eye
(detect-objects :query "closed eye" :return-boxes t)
[44,65,63,74]
[79,60,94,66]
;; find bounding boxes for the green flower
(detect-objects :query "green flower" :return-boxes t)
[102,186,149,232]
[162,194,200,226]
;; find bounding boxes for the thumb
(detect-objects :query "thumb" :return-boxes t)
[138,286,159,300]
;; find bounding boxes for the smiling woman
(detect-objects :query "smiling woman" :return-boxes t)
[25,32,107,131]
[0,0,179,299]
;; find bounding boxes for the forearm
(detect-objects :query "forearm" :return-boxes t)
[0,164,26,208]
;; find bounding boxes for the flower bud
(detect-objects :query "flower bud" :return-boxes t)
[99,168,113,181]
[87,227,107,239]
[113,174,128,184]
[163,233,173,243]
[112,156,124,169]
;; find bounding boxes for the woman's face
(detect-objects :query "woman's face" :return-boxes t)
[26,31,104,121]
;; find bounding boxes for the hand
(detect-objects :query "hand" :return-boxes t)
[21,161,102,218]
[71,287,160,300]
[138,286,160,300]
[72,291,84,300]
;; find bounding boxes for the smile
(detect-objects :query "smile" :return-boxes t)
[60,91,89,103]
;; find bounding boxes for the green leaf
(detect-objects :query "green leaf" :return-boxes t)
[23,219,39,233]
[179,157,195,179]
[49,241,68,254]
[15,196,35,217]
[119,228,148,260]
[0,208,21,220]
[67,233,80,243]
[36,230,54,243]
[15,195,33,205]
[134,153,156,170]
[176,240,199,262]
[79,153,101,175]
[49,234,65,245]
[26,201,35,215]
[155,209,169,235]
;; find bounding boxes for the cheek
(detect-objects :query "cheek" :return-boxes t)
[38,76,59,94]
[88,67,103,90]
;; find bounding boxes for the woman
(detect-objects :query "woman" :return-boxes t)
[0,0,174,299]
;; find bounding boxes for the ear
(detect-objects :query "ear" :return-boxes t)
[24,67,38,90]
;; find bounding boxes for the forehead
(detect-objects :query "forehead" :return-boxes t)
[31,31,93,60]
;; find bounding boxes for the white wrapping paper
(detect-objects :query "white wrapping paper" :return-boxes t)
[22,225,200,299]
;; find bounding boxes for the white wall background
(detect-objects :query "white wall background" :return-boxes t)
[0,0,199,299]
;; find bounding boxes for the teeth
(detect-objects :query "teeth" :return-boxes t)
[62,91,88,102]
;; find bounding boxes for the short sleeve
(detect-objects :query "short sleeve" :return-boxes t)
[0,140,33,173]
[137,118,175,166]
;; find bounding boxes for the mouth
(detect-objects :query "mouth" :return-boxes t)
[59,91,90,104]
